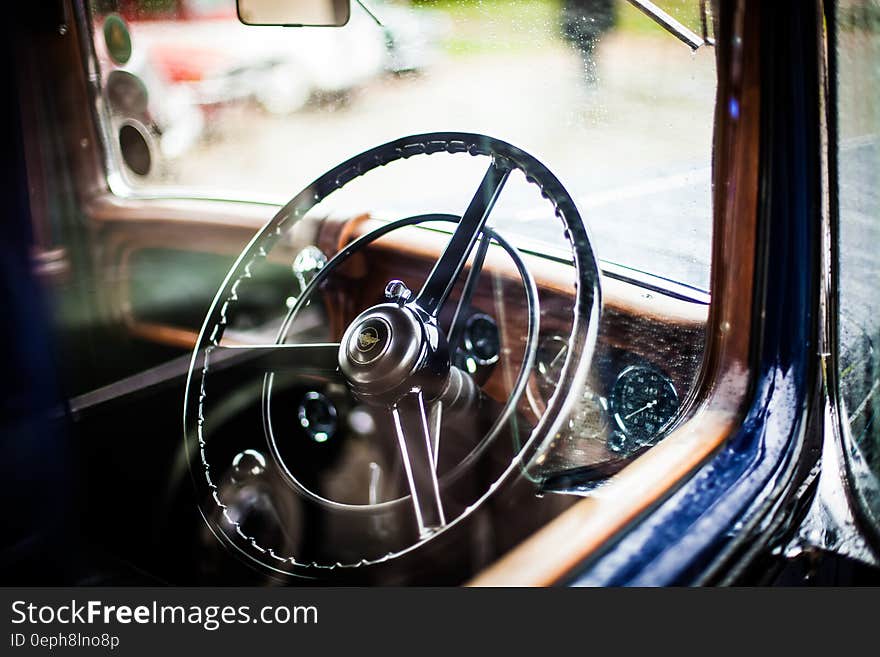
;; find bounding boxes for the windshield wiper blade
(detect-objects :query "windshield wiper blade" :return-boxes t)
[626,0,712,51]
[355,0,384,27]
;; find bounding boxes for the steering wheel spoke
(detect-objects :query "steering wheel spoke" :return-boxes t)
[414,159,510,317]
[446,229,491,351]
[208,343,341,376]
[390,391,446,537]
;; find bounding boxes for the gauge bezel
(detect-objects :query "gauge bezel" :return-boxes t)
[610,364,679,444]
[462,312,501,366]
[297,390,338,444]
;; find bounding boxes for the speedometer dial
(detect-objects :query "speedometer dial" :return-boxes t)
[610,365,679,445]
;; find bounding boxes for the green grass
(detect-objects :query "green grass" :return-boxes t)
[616,1,705,36]
[413,0,564,56]
[409,0,707,57]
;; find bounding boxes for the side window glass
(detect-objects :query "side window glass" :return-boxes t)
[835,1,880,518]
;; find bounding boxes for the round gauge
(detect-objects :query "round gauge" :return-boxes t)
[610,365,679,445]
[297,391,338,444]
[463,313,500,366]
[536,335,569,396]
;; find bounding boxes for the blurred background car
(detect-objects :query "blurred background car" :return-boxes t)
[378,1,448,74]
[94,0,444,173]
[127,0,384,113]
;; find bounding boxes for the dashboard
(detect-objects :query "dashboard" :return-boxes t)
[311,215,708,494]
[110,213,707,497]
[74,203,709,583]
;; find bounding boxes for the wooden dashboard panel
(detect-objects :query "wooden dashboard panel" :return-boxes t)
[317,216,708,401]
[93,198,707,405]
[89,194,709,440]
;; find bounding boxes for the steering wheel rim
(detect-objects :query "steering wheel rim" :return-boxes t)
[184,132,602,575]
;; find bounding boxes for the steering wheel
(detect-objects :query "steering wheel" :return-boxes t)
[184,133,601,579]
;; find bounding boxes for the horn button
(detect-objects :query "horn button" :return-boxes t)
[338,303,450,402]
[348,317,392,365]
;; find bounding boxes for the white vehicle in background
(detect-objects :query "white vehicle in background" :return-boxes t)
[128,0,386,116]
[96,0,444,170]
[376,1,449,74]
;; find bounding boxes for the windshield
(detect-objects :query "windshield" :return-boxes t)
[90,0,716,289]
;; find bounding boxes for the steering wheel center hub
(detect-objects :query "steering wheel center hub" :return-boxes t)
[339,303,445,400]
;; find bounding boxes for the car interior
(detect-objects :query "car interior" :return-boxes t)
[6,0,877,586]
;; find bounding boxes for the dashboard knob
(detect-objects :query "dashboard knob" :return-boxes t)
[231,449,267,483]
